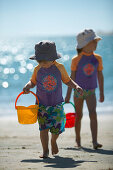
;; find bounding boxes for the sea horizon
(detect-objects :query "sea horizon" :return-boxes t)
[0,34,113,117]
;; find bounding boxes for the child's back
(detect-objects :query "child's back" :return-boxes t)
[23,40,83,158]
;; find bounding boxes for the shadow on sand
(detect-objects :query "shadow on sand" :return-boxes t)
[62,147,113,155]
[21,155,97,168]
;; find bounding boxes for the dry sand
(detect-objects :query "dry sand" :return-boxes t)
[0,115,113,170]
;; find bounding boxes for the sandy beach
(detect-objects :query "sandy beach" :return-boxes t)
[0,114,113,170]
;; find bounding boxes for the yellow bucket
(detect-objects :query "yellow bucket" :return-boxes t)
[15,91,39,124]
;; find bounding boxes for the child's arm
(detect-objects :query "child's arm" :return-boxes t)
[97,71,104,102]
[23,81,35,94]
[65,71,75,102]
[65,71,83,102]
[66,78,82,91]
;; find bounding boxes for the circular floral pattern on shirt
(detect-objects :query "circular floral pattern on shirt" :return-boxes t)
[83,63,95,76]
[42,75,57,92]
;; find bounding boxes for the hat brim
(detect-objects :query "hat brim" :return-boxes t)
[56,53,62,59]
[29,55,37,60]
[76,36,102,49]
[29,52,61,61]
[94,36,102,41]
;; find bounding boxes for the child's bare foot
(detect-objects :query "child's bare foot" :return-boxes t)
[39,150,49,158]
[75,144,82,149]
[75,139,81,148]
[51,140,59,155]
[75,144,82,148]
[93,142,103,149]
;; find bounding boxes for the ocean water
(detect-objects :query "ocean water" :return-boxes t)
[0,35,113,117]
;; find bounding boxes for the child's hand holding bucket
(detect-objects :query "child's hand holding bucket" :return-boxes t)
[23,86,30,94]
[23,81,35,94]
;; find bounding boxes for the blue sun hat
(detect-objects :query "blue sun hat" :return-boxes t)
[30,40,61,61]
[76,29,102,49]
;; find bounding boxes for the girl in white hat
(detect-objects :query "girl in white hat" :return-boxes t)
[65,29,104,149]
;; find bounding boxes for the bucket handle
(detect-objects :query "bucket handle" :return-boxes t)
[15,91,39,110]
[62,102,76,112]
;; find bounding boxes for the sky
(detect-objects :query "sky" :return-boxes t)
[0,0,113,37]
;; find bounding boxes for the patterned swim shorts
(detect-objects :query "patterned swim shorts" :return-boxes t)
[74,89,95,99]
[38,104,66,134]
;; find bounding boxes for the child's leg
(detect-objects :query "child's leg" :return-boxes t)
[86,94,102,149]
[40,129,49,158]
[51,134,59,155]
[74,97,84,147]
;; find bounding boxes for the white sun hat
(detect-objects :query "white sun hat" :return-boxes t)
[76,29,102,49]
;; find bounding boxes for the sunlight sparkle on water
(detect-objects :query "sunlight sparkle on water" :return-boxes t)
[20,60,26,67]
[2,81,9,88]
[9,68,15,74]
[13,74,19,80]
[26,63,33,70]
[63,55,69,61]
[3,68,10,74]
[19,67,27,74]
[0,58,7,65]
[15,55,25,61]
